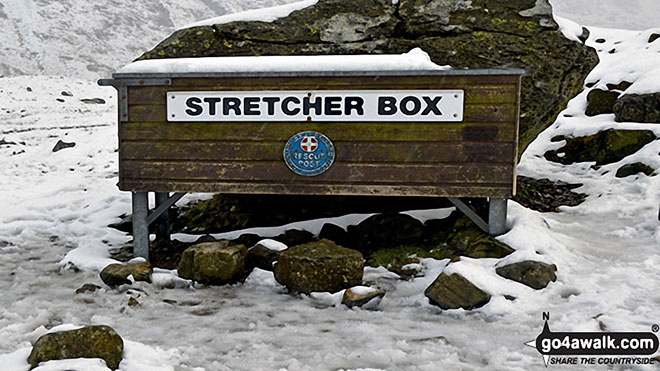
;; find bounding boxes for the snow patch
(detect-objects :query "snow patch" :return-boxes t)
[181,0,318,29]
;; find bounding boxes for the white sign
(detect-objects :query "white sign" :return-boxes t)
[167,90,464,122]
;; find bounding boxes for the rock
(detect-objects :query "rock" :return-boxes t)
[513,176,587,212]
[606,81,632,92]
[342,286,385,308]
[274,239,364,294]
[424,273,491,310]
[585,89,619,116]
[272,229,315,247]
[108,214,132,233]
[232,233,261,248]
[139,0,597,155]
[100,261,152,287]
[615,162,655,178]
[52,140,75,152]
[447,223,515,259]
[28,325,124,370]
[544,129,657,166]
[80,98,106,104]
[346,213,425,254]
[195,234,217,243]
[649,33,660,43]
[61,91,73,97]
[613,93,660,123]
[318,223,353,249]
[75,283,102,294]
[177,241,248,284]
[247,242,284,272]
[495,260,557,289]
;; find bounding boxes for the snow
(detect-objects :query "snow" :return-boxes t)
[181,0,318,29]
[255,239,289,251]
[2,4,660,371]
[118,48,448,75]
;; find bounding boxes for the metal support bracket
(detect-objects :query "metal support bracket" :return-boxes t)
[448,197,508,236]
[131,192,186,260]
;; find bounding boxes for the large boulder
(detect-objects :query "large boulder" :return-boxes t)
[425,273,491,310]
[274,239,365,294]
[177,241,248,284]
[139,0,597,154]
[495,260,557,289]
[28,325,124,370]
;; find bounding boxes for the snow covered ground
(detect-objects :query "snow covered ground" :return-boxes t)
[1,12,660,371]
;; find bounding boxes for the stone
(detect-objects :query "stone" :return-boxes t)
[649,33,660,43]
[177,241,248,284]
[139,0,597,155]
[100,261,152,287]
[75,283,102,294]
[273,229,315,247]
[247,243,281,272]
[274,239,364,294]
[424,273,491,310]
[585,89,619,116]
[606,81,632,91]
[80,98,106,104]
[447,224,515,259]
[342,286,385,308]
[544,129,657,166]
[495,260,557,289]
[615,162,655,178]
[613,93,660,123]
[52,140,75,152]
[27,325,124,370]
[513,176,587,212]
[346,213,426,254]
[61,91,73,97]
[318,223,353,249]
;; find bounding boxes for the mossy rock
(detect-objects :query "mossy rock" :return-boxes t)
[139,0,597,155]
[100,261,152,287]
[274,239,364,294]
[346,213,426,254]
[615,162,655,178]
[585,89,619,116]
[495,260,557,289]
[425,273,491,310]
[545,129,657,166]
[613,93,660,123]
[28,325,124,370]
[177,241,248,285]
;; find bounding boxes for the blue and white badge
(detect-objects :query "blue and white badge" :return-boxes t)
[284,131,335,176]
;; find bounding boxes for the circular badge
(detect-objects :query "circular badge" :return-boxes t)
[284,131,335,176]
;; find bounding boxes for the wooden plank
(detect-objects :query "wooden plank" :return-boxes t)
[121,141,515,164]
[119,179,514,198]
[120,122,515,142]
[170,75,519,88]
[121,160,513,184]
[127,103,516,123]
[128,85,518,105]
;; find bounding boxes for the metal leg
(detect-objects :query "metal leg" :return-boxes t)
[132,192,149,260]
[154,192,171,242]
[488,198,508,236]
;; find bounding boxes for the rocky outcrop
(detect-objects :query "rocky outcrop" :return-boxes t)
[495,260,557,289]
[585,89,619,116]
[28,326,124,370]
[514,176,587,212]
[139,0,597,153]
[425,273,491,310]
[274,239,364,294]
[545,129,657,166]
[615,162,655,178]
[100,261,153,287]
[177,241,248,284]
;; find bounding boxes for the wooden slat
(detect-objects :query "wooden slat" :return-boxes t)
[121,160,513,184]
[127,103,515,123]
[121,141,514,164]
[120,122,515,142]
[128,85,517,105]
[119,179,514,198]
[170,75,519,88]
